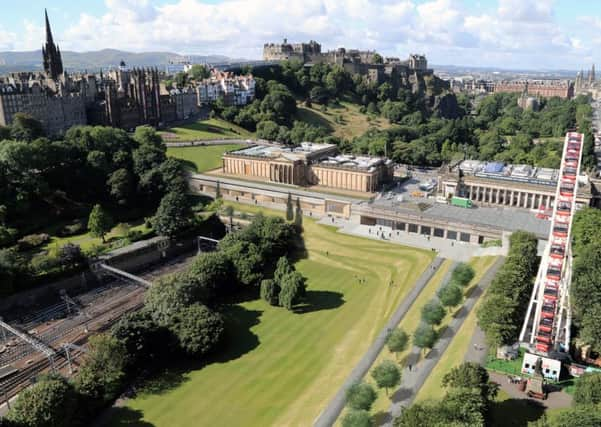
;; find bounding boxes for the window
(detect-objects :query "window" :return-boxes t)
[460,232,471,242]
[408,224,418,233]
[447,230,458,240]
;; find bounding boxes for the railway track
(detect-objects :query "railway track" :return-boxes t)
[0,250,198,405]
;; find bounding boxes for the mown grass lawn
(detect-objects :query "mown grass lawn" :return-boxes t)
[159,118,253,142]
[109,204,435,427]
[167,143,246,172]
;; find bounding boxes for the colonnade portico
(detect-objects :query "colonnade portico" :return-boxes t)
[464,183,554,209]
[270,162,295,184]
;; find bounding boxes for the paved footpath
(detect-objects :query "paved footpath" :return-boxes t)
[382,256,506,426]
[313,257,445,427]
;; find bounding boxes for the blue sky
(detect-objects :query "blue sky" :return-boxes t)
[1,0,600,70]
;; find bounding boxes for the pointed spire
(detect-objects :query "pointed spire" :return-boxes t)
[45,9,54,46]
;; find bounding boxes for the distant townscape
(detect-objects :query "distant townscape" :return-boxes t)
[2,6,601,427]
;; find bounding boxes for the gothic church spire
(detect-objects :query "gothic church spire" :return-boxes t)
[42,9,63,80]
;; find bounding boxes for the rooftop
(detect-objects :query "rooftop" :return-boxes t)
[317,154,392,172]
[456,160,559,186]
[364,198,550,239]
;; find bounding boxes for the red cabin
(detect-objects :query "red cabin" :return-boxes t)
[536,343,551,353]
[550,245,565,259]
[539,318,554,333]
[553,224,568,237]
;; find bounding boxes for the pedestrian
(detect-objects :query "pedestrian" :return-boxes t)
[408,364,412,371]
[473,343,478,351]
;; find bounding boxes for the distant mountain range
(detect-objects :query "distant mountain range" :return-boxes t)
[0,49,242,73]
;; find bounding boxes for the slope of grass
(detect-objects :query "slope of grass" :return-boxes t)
[167,144,246,172]
[111,203,435,427]
[42,221,152,255]
[159,118,253,142]
[296,101,391,140]
[413,256,498,402]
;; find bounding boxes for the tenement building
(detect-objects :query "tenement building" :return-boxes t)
[222,143,393,193]
[196,71,256,106]
[0,10,87,135]
[439,160,595,209]
[493,80,574,99]
[0,10,203,135]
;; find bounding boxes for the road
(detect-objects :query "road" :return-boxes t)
[313,257,445,427]
[382,256,505,425]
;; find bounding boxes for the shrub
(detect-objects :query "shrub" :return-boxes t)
[260,279,280,305]
[0,226,18,247]
[29,253,60,274]
[17,233,50,251]
[59,220,85,237]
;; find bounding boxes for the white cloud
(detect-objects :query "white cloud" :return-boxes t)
[3,0,595,69]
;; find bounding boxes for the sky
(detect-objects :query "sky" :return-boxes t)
[1,0,600,70]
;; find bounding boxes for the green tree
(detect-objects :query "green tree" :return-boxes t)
[256,120,280,141]
[9,112,44,142]
[345,382,377,411]
[372,53,384,64]
[550,407,601,427]
[371,360,401,395]
[215,181,221,199]
[75,334,127,403]
[189,64,210,80]
[573,372,601,407]
[442,362,499,403]
[145,276,193,326]
[438,284,463,310]
[112,310,170,368]
[278,271,306,310]
[152,191,193,237]
[572,207,601,254]
[386,328,409,359]
[274,256,294,284]
[413,324,438,353]
[87,204,113,243]
[341,409,373,427]
[5,374,78,427]
[223,204,234,229]
[107,168,134,205]
[171,303,224,356]
[421,300,446,325]
[185,252,235,302]
[579,304,601,353]
[294,198,303,228]
[260,279,280,305]
[286,192,293,221]
[451,263,475,287]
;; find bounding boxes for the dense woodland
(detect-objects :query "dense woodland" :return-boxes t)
[0,117,193,296]
[211,61,595,170]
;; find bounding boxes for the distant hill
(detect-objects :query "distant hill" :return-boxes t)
[0,49,243,73]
